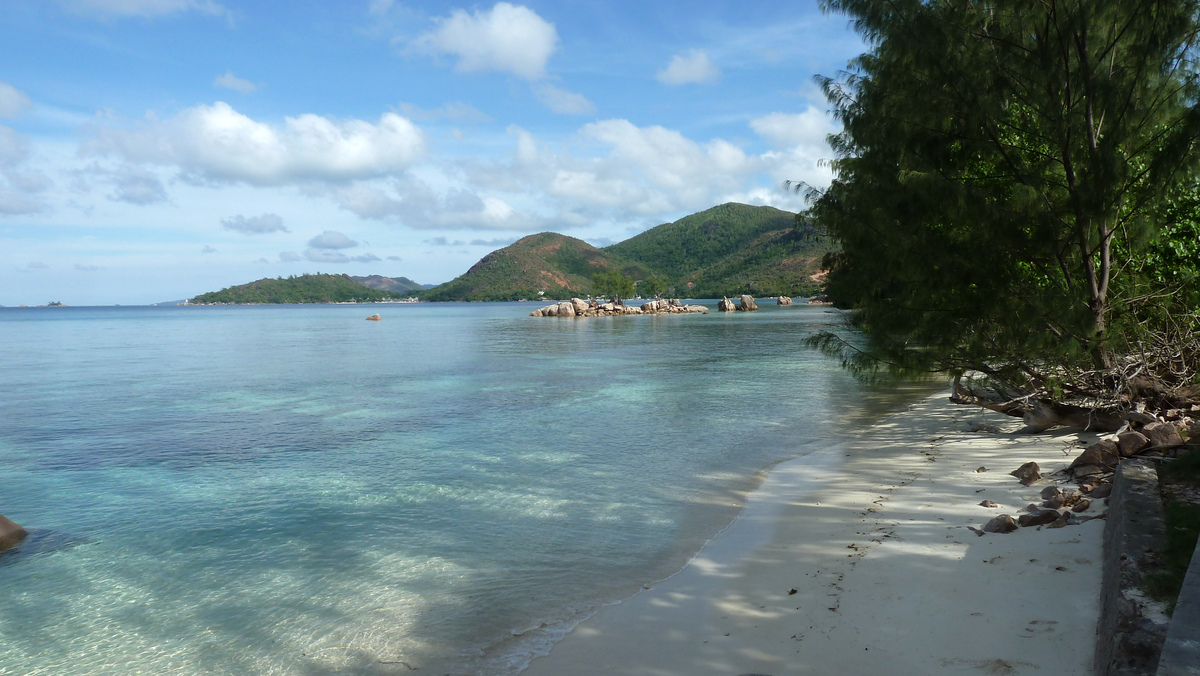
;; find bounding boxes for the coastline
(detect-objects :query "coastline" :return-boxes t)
[522,391,1106,675]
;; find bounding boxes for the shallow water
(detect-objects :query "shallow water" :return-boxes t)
[0,302,927,675]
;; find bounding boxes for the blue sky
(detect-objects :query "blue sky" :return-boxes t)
[0,0,864,305]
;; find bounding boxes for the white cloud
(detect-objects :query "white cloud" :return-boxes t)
[58,0,229,19]
[351,253,381,263]
[656,49,720,86]
[279,251,302,262]
[304,249,349,263]
[0,83,32,118]
[414,2,558,80]
[213,71,257,94]
[534,84,595,115]
[222,213,288,234]
[334,176,536,231]
[85,102,426,186]
[0,125,50,215]
[308,230,358,249]
[750,109,836,148]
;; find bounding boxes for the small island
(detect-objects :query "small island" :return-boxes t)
[188,273,416,305]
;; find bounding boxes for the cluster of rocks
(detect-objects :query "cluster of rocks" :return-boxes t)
[979,409,1194,534]
[529,298,707,317]
[777,296,793,306]
[0,515,26,550]
[717,295,759,312]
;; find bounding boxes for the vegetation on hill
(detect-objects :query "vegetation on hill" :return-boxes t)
[350,275,425,293]
[420,232,653,302]
[419,203,833,301]
[190,274,409,304]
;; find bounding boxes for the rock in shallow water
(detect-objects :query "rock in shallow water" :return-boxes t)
[0,515,27,550]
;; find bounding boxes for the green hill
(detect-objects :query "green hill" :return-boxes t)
[190,273,409,304]
[419,203,832,301]
[421,232,654,302]
[350,275,426,293]
[605,203,832,297]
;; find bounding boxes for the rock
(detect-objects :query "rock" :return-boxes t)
[1045,511,1074,529]
[969,422,1002,433]
[1072,498,1092,512]
[983,515,1019,533]
[1071,465,1104,479]
[0,515,26,550]
[1143,421,1184,449]
[557,302,576,317]
[1116,431,1150,457]
[600,302,615,312]
[684,305,707,313]
[979,500,999,508]
[1070,440,1119,470]
[1010,462,1041,485]
[976,466,988,473]
[1124,410,1158,425]
[777,296,793,305]
[365,314,381,321]
[717,297,737,312]
[669,299,683,308]
[1019,510,1061,527]
[1088,484,1113,499]
[737,295,759,312]
[1040,486,1063,500]
[571,298,589,314]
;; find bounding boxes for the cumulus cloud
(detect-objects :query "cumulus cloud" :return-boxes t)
[0,83,32,118]
[656,49,720,85]
[534,84,595,115]
[57,0,229,19]
[469,237,515,247]
[414,2,558,80]
[334,176,537,231]
[85,102,425,187]
[279,251,302,262]
[304,249,349,263]
[425,236,465,246]
[111,166,168,204]
[750,109,837,148]
[222,213,288,235]
[213,71,257,94]
[0,125,50,215]
[463,115,835,226]
[307,230,358,249]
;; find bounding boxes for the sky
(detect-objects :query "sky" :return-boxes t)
[0,0,865,306]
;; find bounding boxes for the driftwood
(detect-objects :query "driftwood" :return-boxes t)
[950,377,1124,433]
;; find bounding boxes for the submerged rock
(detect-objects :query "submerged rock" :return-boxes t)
[0,516,26,550]
[365,314,381,321]
[777,296,793,305]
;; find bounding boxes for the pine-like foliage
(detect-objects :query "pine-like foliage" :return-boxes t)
[808,0,1200,401]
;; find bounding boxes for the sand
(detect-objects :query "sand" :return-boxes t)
[522,392,1106,676]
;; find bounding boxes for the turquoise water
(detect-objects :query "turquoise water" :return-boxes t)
[0,302,912,675]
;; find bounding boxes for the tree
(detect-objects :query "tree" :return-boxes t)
[638,275,667,299]
[806,0,1200,403]
[592,269,636,301]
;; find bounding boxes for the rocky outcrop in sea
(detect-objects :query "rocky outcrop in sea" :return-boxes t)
[529,298,708,317]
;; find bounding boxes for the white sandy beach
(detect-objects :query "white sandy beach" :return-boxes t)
[522,392,1106,676]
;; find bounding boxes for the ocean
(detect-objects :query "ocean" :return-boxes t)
[0,301,924,675]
